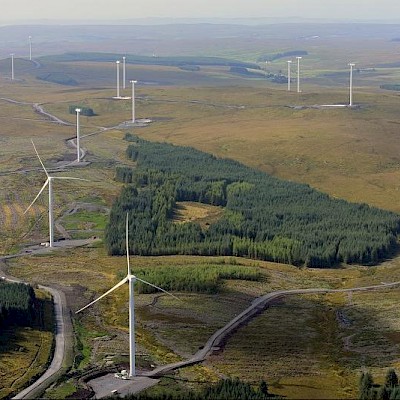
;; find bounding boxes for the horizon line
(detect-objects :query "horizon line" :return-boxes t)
[2,16,400,26]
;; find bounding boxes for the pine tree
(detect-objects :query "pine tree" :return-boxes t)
[259,380,269,395]
[378,385,391,400]
[390,387,400,400]
[360,372,374,400]
[385,369,399,388]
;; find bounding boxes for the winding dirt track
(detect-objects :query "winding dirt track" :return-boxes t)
[89,281,400,399]
[143,281,400,379]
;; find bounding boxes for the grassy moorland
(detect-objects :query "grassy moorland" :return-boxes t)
[0,42,400,398]
[4,68,399,215]
[0,287,54,399]
[6,249,400,398]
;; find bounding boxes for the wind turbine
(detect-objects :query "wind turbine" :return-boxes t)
[349,63,355,107]
[29,36,32,61]
[122,56,126,89]
[24,140,87,247]
[296,56,302,93]
[287,60,292,91]
[116,60,120,98]
[75,108,81,162]
[10,53,14,81]
[130,80,137,123]
[76,213,179,377]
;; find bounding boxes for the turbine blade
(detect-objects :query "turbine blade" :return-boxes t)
[24,179,48,214]
[31,139,49,177]
[126,213,130,276]
[52,177,89,181]
[135,277,180,301]
[76,277,128,314]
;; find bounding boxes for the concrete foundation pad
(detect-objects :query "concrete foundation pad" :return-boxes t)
[118,119,153,128]
[89,373,159,398]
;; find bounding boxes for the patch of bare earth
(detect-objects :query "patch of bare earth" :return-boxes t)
[172,201,223,229]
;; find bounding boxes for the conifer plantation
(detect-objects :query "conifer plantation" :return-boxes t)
[105,135,400,267]
[0,281,36,327]
[359,369,400,399]
[120,378,272,400]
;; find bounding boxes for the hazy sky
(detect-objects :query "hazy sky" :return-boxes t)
[3,0,400,22]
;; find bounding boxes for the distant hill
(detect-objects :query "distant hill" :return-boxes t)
[40,52,260,70]
[257,50,308,62]
[36,72,78,86]
[380,84,400,91]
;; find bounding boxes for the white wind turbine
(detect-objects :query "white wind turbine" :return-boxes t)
[296,56,302,93]
[29,36,32,61]
[75,108,82,162]
[287,60,292,91]
[349,62,356,107]
[76,213,179,378]
[116,60,121,98]
[122,56,126,89]
[24,140,87,247]
[130,80,137,123]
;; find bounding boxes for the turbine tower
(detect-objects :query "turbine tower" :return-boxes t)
[349,63,355,107]
[122,56,126,89]
[76,213,179,377]
[287,60,292,91]
[10,53,14,81]
[116,60,120,98]
[29,36,32,61]
[296,56,302,93]
[130,80,137,123]
[75,108,81,162]
[24,140,87,247]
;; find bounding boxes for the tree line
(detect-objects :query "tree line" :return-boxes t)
[360,369,400,399]
[105,134,400,268]
[36,72,78,86]
[131,264,263,294]
[41,52,260,70]
[113,378,273,400]
[257,50,308,62]
[380,84,400,91]
[0,281,36,327]
[68,104,95,116]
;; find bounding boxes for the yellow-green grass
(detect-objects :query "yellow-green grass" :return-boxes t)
[0,288,54,399]
[0,327,53,399]
[44,380,77,399]
[0,96,124,252]
[142,365,221,397]
[209,289,400,399]
[61,210,108,238]
[0,167,118,254]
[172,201,224,229]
